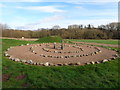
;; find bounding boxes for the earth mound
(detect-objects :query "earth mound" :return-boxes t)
[36,36,62,43]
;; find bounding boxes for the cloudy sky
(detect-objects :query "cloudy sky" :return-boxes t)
[0,0,119,30]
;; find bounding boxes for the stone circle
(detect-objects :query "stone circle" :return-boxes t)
[4,43,118,66]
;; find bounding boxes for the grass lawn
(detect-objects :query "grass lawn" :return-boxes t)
[67,39,118,45]
[2,39,120,88]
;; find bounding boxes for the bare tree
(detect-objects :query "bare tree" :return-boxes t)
[0,23,10,30]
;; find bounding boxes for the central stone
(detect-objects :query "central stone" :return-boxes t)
[53,40,64,50]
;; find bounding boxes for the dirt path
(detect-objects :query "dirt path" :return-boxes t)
[1,37,38,41]
[72,41,119,48]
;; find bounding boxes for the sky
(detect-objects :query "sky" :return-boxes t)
[0,0,119,30]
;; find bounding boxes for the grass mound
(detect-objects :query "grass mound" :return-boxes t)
[36,36,62,43]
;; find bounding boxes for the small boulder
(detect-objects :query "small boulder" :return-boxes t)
[108,59,111,61]
[54,51,58,53]
[65,56,68,58]
[102,59,108,62]
[59,51,62,53]
[9,56,12,60]
[11,58,15,61]
[64,63,68,66]
[55,56,59,58]
[22,60,27,63]
[73,55,76,57]
[83,54,85,56]
[115,54,119,57]
[99,51,102,53]
[94,52,98,54]
[91,61,95,64]
[61,56,64,58]
[111,57,116,60]
[27,60,33,64]
[32,51,35,53]
[71,55,74,58]
[40,54,43,56]
[4,53,9,57]
[79,55,82,57]
[54,64,58,66]
[33,62,37,65]
[36,62,40,65]
[91,53,94,55]
[10,46,14,48]
[43,55,47,57]
[86,62,90,65]
[57,63,63,66]
[76,62,81,65]
[7,48,10,51]
[96,61,100,64]
[44,62,49,66]
[39,63,43,65]
[76,55,79,57]
[49,55,52,57]
[15,58,20,62]
[86,54,89,56]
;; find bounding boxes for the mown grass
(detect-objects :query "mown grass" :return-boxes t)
[67,39,118,45]
[2,39,120,88]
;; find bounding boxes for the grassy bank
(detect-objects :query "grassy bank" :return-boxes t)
[36,36,62,43]
[2,39,119,88]
[67,39,118,45]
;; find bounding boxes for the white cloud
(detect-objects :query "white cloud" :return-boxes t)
[79,9,117,17]
[91,0,119,2]
[62,0,119,5]
[64,19,117,27]
[0,3,6,16]
[16,6,66,13]
[16,15,64,30]
[41,15,64,22]
[1,0,117,30]
[0,0,118,2]
[0,3,6,8]
[15,17,117,30]
[0,0,42,2]
[74,6,83,9]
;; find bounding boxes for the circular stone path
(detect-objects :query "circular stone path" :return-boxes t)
[4,43,119,66]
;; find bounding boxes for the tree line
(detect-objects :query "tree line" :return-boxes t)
[1,23,119,39]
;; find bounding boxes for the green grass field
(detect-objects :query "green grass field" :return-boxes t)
[2,39,119,88]
[67,39,118,45]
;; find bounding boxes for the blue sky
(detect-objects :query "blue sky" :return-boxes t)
[0,0,118,30]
